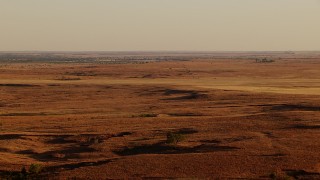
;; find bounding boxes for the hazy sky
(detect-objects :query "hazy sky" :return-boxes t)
[1,0,319,51]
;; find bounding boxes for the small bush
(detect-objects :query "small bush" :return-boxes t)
[88,137,100,144]
[166,132,185,145]
[21,166,27,174]
[29,164,43,174]
[20,166,28,179]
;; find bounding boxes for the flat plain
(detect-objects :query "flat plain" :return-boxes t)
[0,52,320,179]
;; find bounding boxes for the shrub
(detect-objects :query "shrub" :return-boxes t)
[269,171,292,180]
[29,164,43,174]
[166,132,185,145]
[20,166,28,179]
[21,166,27,174]
[89,137,100,144]
[0,164,45,180]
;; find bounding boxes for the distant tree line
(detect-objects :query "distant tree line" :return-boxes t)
[255,58,275,63]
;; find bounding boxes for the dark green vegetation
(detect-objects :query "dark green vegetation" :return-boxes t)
[0,164,43,180]
[166,132,186,145]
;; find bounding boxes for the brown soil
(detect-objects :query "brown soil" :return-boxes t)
[0,57,320,179]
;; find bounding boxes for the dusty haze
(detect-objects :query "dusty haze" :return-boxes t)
[0,0,320,51]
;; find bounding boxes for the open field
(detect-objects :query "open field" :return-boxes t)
[0,53,320,179]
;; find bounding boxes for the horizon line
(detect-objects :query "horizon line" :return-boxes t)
[1,50,320,53]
